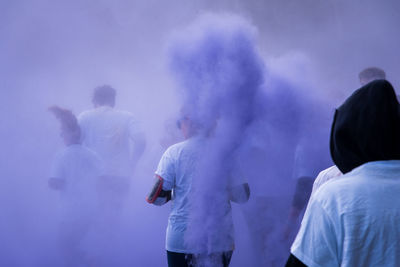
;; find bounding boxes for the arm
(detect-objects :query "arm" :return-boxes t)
[285,253,307,267]
[148,145,175,205]
[229,182,250,203]
[146,175,172,206]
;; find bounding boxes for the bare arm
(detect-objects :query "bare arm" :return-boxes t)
[146,175,172,206]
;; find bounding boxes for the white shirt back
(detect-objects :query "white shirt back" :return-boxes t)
[51,145,103,221]
[156,137,239,253]
[78,106,142,177]
[291,160,400,267]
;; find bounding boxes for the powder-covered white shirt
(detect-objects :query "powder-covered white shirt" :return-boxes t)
[156,137,243,253]
[310,165,342,197]
[78,106,143,177]
[51,144,103,221]
[291,160,400,267]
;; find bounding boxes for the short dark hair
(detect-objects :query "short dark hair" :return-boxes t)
[359,67,386,84]
[48,105,81,141]
[92,85,116,106]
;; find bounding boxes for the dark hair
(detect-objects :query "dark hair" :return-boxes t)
[359,67,386,84]
[48,105,81,140]
[92,85,116,106]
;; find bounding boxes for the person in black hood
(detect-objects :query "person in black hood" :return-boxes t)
[330,79,400,174]
[286,79,400,267]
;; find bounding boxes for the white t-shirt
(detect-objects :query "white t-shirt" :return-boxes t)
[156,137,241,253]
[310,165,342,197]
[291,160,400,267]
[78,106,143,177]
[51,144,103,221]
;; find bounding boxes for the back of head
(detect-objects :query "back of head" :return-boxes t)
[330,80,400,174]
[92,85,116,107]
[359,67,386,85]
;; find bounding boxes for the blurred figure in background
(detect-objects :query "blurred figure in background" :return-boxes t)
[48,106,103,267]
[287,80,400,266]
[159,13,264,267]
[305,66,388,202]
[78,85,146,214]
[147,112,250,267]
[159,118,184,150]
[283,66,388,247]
[359,66,386,85]
[78,85,146,264]
[240,76,332,266]
[282,99,332,245]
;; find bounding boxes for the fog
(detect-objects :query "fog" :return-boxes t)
[1,0,399,266]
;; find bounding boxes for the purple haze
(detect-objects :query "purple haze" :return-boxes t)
[1,0,400,266]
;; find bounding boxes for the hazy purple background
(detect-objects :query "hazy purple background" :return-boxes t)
[1,0,400,266]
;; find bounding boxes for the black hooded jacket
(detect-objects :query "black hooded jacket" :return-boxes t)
[330,79,400,174]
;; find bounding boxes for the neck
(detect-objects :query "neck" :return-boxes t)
[95,103,114,108]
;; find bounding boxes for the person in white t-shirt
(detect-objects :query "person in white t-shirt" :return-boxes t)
[147,114,250,267]
[78,85,146,210]
[286,80,400,267]
[48,106,103,267]
[307,67,387,198]
[309,165,341,197]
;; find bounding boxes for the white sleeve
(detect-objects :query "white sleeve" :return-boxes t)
[155,148,175,191]
[311,166,342,196]
[290,199,340,267]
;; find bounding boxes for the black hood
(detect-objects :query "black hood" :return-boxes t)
[330,80,400,174]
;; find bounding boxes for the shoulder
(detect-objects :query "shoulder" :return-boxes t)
[113,109,136,119]
[312,168,364,213]
[78,145,101,159]
[164,140,188,155]
[78,109,96,122]
[161,139,199,160]
[313,165,342,190]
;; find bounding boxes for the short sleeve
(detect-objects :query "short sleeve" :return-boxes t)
[291,199,339,267]
[311,166,342,196]
[155,147,176,191]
